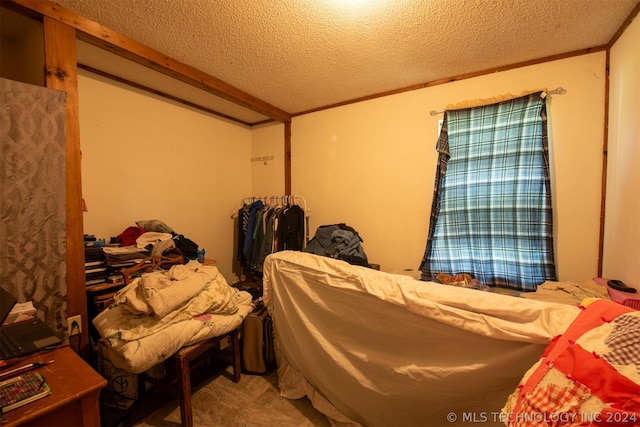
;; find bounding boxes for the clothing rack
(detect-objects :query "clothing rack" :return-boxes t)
[242,195,310,243]
[429,87,567,116]
[241,195,307,213]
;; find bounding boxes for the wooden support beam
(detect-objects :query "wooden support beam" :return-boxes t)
[9,0,291,123]
[42,15,89,357]
[284,121,292,194]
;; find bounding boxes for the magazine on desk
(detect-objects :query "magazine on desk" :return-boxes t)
[0,371,51,413]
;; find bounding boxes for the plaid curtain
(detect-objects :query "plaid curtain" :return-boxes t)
[419,92,556,291]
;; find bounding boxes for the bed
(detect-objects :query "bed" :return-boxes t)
[262,251,639,426]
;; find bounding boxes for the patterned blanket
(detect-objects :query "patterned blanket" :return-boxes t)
[93,264,254,373]
[502,300,640,426]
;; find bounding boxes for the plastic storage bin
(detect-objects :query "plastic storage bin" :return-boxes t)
[593,277,640,310]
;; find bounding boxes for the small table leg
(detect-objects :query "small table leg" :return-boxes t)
[176,354,193,427]
[231,329,241,382]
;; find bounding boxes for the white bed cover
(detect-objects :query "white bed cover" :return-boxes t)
[263,251,582,427]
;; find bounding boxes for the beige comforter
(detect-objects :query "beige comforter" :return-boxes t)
[93,262,254,374]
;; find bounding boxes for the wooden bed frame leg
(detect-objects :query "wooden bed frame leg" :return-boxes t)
[176,354,193,427]
[232,328,241,382]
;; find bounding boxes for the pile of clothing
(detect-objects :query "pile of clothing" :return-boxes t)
[103,219,199,268]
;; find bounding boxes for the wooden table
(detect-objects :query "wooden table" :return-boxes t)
[1,346,107,426]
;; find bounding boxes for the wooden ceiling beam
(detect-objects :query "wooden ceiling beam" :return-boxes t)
[7,0,292,123]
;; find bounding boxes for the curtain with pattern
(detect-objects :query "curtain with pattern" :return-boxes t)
[419,92,556,291]
[0,77,68,334]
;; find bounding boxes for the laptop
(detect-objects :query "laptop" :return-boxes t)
[0,287,63,360]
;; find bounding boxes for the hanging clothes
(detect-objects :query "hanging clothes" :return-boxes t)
[237,200,263,267]
[277,204,305,251]
[236,197,307,274]
[255,206,281,270]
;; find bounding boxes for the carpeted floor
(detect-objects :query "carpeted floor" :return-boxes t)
[104,365,331,427]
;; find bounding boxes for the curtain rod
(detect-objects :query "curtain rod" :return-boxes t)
[429,87,566,117]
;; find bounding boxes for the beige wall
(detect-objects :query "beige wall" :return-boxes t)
[604,16,640,289]
[79,70,253,281]
[250,122,286,196]
[80,49,630,286]
[292,53,607,282]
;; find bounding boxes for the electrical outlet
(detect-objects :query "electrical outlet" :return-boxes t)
[67,315,82,336]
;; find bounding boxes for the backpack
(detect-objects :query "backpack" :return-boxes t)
[303,223,369,267]
[173,234,199,261]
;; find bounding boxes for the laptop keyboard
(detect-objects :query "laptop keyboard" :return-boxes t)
[0,329,23,359]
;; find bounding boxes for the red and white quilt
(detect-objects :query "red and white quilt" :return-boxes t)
[503,300,640,426]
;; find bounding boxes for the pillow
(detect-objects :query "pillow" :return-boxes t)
[136,219,174,234]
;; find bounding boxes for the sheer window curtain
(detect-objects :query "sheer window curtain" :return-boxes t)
[419,92,556,291]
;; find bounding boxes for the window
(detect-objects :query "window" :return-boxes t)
[419,92,556,291]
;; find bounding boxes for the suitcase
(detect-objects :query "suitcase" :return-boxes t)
[241,304,274,374]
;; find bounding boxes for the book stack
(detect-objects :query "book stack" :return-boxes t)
[0,371,51,414]
[102,246,147,274]
[85,246,107,286]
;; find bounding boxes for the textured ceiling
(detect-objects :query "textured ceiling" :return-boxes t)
[51,0,639,123]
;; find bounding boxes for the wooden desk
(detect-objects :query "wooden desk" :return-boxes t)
[1,346,107,427]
